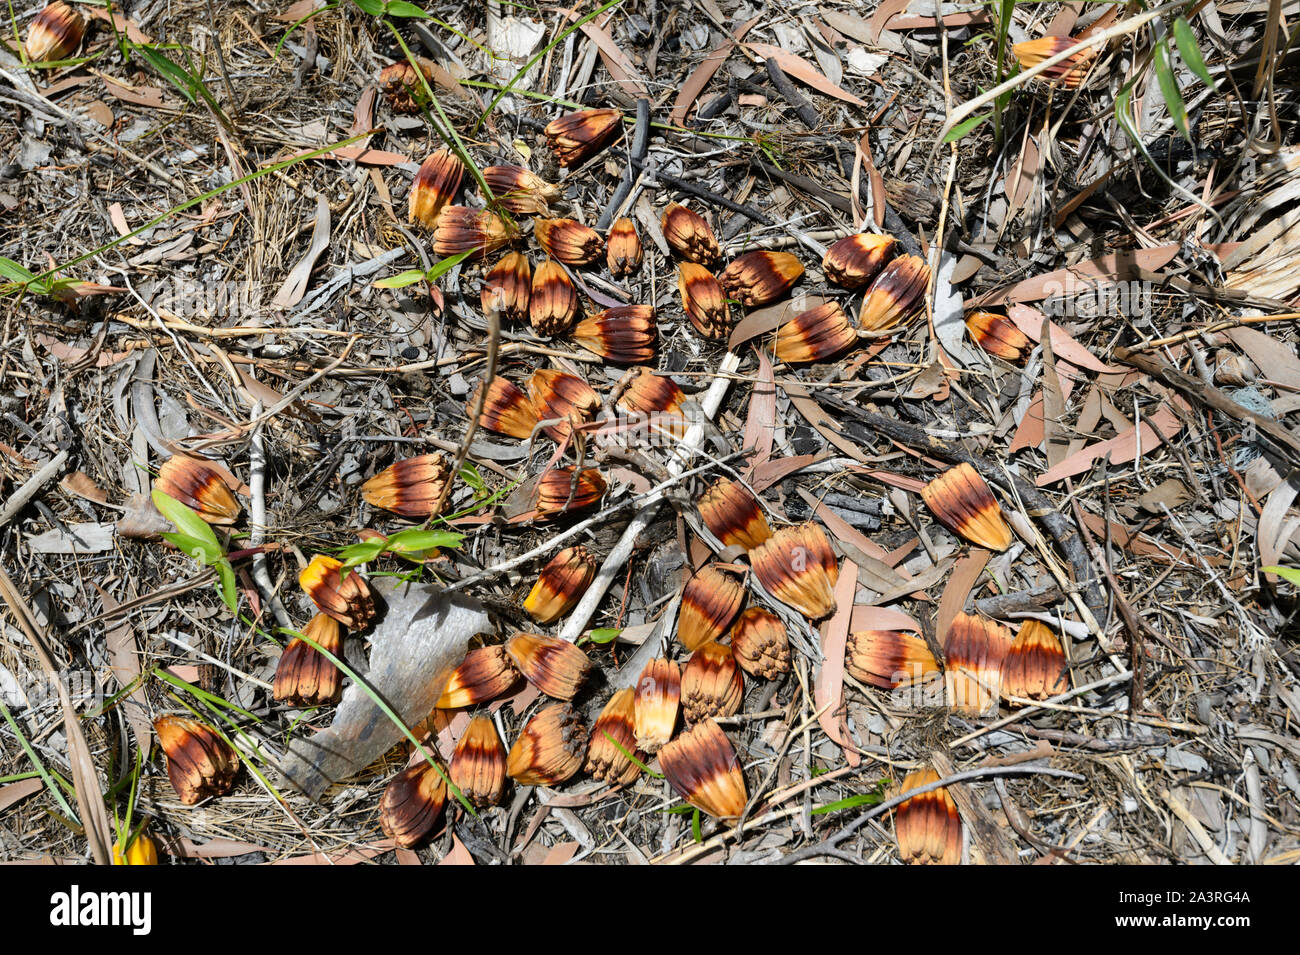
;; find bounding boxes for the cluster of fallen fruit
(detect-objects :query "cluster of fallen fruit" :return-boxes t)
[121,67,1078,865]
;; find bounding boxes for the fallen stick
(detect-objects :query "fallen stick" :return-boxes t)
[557,352,741,641]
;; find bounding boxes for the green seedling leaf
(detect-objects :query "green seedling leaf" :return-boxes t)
[383,529,464,553]
[133,43,198,103]
[586,628,622,645]
[944,112,991,142]
[372,268,428,289]
[460,462,487,495]
[1153,39,1190,141]
[160,531,222,565]
[152,490,223,553]
[691,807,702,843]
[216,561,238,612]
[812,792,885,814]
[386,0,430,16]
[337,539,389,567]
[352,0,385,14]
[1174,16,1217,90]
[0,257,38,283]
[1263,566,1300,586]
[424,248,476,282]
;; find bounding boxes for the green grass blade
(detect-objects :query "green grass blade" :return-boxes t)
[1153,38,1190,141]
[1173,16,1217,90]
[0,697,78,821]
[944,112,991,142]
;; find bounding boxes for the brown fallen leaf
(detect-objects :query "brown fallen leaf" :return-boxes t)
[566,11,649,100]
[750,453,823,493]
[866,0,910,41]
[1036,400,1186,486]
[1226,327,1300,390]
[816,560,861,767]
[101,76,167,109]
[60,471,109,504]
[1007,305,1122,373]
[741,348,776,472]
[438,834,477,865]
[1138,478,1192,513]
[935,549,991,647]
[670,17,761,126]
[0,778,43,813]
[745,43,868,107]
[979,246,1182,306]
[95,585,153,756]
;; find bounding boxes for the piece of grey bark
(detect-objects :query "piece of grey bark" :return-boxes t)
[279,577,488,800]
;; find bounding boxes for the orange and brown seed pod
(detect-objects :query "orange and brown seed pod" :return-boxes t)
[450,716,507,808]
[774,302,857,364]
[584,688,644,784]
[573,305,657,364]
[361,452,451,518]
[528,368,600,442]
[895,768,961,865]
[155,454,241,525]
[505,632,592,701]
[719,251,804,307]
[507,703,588,786]
[24,1,84,63]
[944,612,1013,715]
[544,108,623,167]
[1001,621,1069,702]
[534,218,604,267]
[728,607,790,679]
[658,718,747,819]
[408,150,465,229]
[378,58,435,113]
[299,555,376,630]
[749,522,840,620]
[681,641,744,723]
[858,254,931,333]
[921,463,1013,552]
[1012,35,1096,88]
[432,206,516,259]
[965,310,1031,362]
[482,164,559,216]
[606,218,643,276]
[615,367,686,440]
[481,251,531,324]
[822,234,898,290]
[677,565,746,652]
[379,759,447,848]
[698,477,771,551]
[524,546,597,624]
[274,613,344,707]
[470,377,540,440]
[436,646,521,709]
[678,262,730,339]
[634,657,681,753]
[533,466,607,520]
[617,367,685,417]
[661,203,720,265]
[153,715,240,806]
[529,260,579,337]
[845,629,939,690]
[113,832,159,866]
